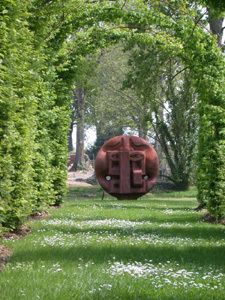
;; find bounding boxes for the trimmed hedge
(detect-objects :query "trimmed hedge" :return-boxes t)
[0,0,71,233]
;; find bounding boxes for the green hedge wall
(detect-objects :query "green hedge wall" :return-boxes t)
[0,0,71,233]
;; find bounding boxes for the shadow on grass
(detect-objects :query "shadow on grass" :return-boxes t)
[10,242,225,270]
[67,202,198,211]
[66,186,197,200]
[136,214,202,224]
[149,193,197,199]
[66,186,103,199]
[39,221,225,240]
[42,208,219,227]
[15,187,221,272]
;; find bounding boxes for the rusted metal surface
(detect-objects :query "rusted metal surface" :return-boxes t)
[95,135,159,200]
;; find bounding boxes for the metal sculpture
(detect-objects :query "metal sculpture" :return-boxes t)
[95,135,159,200]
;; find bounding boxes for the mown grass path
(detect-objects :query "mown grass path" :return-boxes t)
[0,187,224,299]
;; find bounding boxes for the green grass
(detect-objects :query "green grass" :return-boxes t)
[0,186,224,299]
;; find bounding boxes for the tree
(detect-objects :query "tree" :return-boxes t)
[73,87,85,170]
[42,0,225,217]
[68,54,100,170]
[123,44,198,190]
[85,44,154,158]
[1,0,224,234]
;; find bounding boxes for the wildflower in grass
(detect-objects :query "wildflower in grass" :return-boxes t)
[41,218,152,229]
[52,268,63,273]
[47,263,62,273]
[104,261,224,290]
[90,284,113,292]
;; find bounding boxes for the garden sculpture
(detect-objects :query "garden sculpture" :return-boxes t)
[95,135,159,200]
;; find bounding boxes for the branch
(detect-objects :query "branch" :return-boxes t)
[171,67,188,81]
[191,11,208,35]
[43,2,84,41]
[57,25,152,66]
[44,11,67,41]
[121,0,127,10]
[155,0,223,48]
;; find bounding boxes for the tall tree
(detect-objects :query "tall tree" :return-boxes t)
[73,87,85,170]
[86,44,153,157]
[68,54,100,170]
[123,45,198,190]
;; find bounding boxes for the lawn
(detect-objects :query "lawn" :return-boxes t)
[0,186,224,299]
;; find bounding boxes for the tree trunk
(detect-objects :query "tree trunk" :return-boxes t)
[73,88,85,171]
[209,9,224,46]
[68,121,73,152]
[138,123,147,140]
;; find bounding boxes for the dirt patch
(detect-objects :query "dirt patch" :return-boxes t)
[0,225,32,271]
[49,205,61,210]
[0,172,95,270]
[1,210,52,271]
[67,170,95,187]
[202,213,225,225]
[67,181,93,187]
[194,203,206,211]
[27,211,51,221]
[0,244,12,271]
[3,225,32,240]
[68,170,94,180]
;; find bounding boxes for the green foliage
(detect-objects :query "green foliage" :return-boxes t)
[0,0,72,233]
[120,1,225,217]
[0,0,38,231]
[85,44,153,158]
[123,44,198,190]
[200,0,225,13]
[0,0,224,234]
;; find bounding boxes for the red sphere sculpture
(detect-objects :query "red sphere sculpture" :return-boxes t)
[95,135,159,200]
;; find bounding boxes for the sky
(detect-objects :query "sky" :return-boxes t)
[72,126,97,150]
